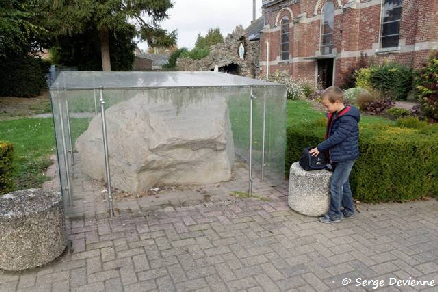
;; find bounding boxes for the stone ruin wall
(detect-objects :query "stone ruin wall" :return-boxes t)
[176,26,260,78]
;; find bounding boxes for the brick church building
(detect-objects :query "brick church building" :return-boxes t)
[259,0,438,88]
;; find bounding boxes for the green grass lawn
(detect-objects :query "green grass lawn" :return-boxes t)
[0,99,398,192]
[0,117,90,191]
[287,100,396,127]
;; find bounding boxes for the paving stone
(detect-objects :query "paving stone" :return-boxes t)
[72,282,105,292]
[124,280,157,292]
[52,280,70,292]
[156,275,176,291]
[70,267,87,287]
[17,274,36,289]
[87,270,119,283]
[371,262,400,275]
[254,273,280,291]
[86,257,102,275]
[137,268,168,282]
[104,278,123,292]
[226,277,256,291]
[302,272,330,291]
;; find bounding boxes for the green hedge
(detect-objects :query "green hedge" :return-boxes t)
[0,142,14,195]
[286,122,438,202]
[0,55,50,97]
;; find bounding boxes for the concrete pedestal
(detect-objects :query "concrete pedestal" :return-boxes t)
[288,162,332,216]
[0,189,66,271]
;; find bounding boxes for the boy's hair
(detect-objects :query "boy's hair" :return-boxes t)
[321,86,344,103]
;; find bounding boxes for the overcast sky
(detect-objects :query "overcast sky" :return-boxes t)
[137,0,263,51]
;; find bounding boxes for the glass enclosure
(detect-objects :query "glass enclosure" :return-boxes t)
[50,71,286,216]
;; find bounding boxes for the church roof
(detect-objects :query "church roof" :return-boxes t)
[246,17,264,41]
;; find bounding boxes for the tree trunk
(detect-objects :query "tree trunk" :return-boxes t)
[100,26,111,71]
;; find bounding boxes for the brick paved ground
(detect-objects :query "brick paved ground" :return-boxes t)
[2,156,438,291]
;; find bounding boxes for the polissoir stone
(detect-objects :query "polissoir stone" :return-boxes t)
[0,189,66,271]
[75,90,235,193]
[288,162,332,216]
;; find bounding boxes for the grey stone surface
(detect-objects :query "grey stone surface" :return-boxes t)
[3,172,438,291]
[75,90,235,194]
[177,25,260,78]
[0,189,66,271]
[288,162,332,216]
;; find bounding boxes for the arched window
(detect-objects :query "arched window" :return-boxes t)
[381,0,402,48]
[281,17,289,60]
[320,1,334,55]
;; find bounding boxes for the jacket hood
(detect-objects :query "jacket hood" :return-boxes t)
[338,105,360,123]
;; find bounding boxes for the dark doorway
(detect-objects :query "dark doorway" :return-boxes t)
[317,58,334,89]
[219,63,239,75]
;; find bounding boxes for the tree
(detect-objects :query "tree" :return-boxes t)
[50,23,136,71]
[0,0,50,97]
[38,0,177,71]
[163,47,188,69]
[195,28,224,50]
[0,0,47,57]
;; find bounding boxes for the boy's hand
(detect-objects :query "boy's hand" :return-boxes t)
[309,148,319,156]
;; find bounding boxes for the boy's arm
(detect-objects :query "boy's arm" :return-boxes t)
[317,117,356,152]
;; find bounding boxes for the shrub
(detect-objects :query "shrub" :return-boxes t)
[395,116,428,129]
[307,90,323,102]
[356,88,394,114]
[355,68,373,90]
[411,104,423,119]
[369,62,413,101]
[301,83,314,98]
[385,108,411,119]
[0,55,50,97]
[267,71,305,100]
[355,63,413,101]
[180,47,210,60]
[415,51,438,121]
[286,123,438,202]
[343,87,369,106]
[164,48,188,68]
[339,53,369,89]
[0,142,14,195]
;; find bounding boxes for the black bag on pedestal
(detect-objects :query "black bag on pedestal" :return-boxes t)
[299,147,328,171]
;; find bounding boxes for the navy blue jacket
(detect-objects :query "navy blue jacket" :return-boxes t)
[317,105,360,163]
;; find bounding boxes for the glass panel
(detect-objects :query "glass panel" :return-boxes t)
[50,72,287,213]
[322,34,333,45]
[282,33,289,43]
[382,35,399,48]
[383,6,402,22]
[321,1,334,55]
[281,43,289,52]
[281,52,289,60]
[50,72,276,90]
[382,21,400,36]
[250,87,286,185]
[322,22,334,35]
[321,46,333,55]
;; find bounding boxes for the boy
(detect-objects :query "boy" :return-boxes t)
[309,86,360,223]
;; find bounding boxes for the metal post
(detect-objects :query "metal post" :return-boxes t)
[58,100,72,206]
[261,96,266,182]
[266,42,270,79]
[65,99,74,165]
[99,88,114,217]
[249,88,255,196]
[93,89,98,115]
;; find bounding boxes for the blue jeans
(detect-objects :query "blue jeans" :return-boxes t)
[328,160,355,220]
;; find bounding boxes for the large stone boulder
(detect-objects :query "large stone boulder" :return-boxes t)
[288,162,332,216]
[76,90,235,193]
[0,189,66,271]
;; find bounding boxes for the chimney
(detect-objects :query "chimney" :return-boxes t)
[253,0,256,21]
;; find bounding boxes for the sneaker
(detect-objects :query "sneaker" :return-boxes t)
[341,211,355,219]
[318,214,341,224]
